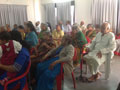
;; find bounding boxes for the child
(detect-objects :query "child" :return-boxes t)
[0,31,22,85]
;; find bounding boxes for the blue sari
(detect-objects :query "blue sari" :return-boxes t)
[36,46,63,90]
[25,31,38,47]
[0,48,30,90]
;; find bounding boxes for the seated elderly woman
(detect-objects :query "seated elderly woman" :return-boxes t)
[0,30,30,90]
[30,32,56,83]
[25,22,38,47]
[35,35,74,90]
[71,24,87,66]
[38,23,50,40]
[52,25,64,47]
[86,24,96,41]
[31,32,56,60]
[25,22,39,57]
[83,22,116,82]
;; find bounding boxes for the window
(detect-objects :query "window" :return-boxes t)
[71,5,75,25]
[54,2,75,25]
[55,7,57,25]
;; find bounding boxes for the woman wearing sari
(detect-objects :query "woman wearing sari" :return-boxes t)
[38,23,50,40]
[71,25,87,66]
[86,24,96,41]
[25,22,39,57]
[115,33,120,56]
[52,25,64,47]
[0,31,30,90]
[25,22,38,47]
[36,35,74,90]
[30,32,56,84]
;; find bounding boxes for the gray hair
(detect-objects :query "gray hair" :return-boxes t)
[41,23,48,29]
[62,35,72,45]
[72,24,80,31]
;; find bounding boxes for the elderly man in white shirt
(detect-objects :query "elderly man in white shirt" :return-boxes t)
[35,21,41,33]
[83,22,116,82]
[80,21,86,31]
[64,21,72,35]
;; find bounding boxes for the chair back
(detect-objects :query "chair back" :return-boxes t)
[108,52,113,60]
[4,60,31,90]
[73,48,77,61]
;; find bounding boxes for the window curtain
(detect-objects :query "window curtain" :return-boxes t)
[44,3,55,30]
[56,2,71,25]
[0,4,28,28]
[117,0,120,34]
[92,0,118,33]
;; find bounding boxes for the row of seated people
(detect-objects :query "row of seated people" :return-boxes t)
[0,21,87,90]
[0,21,117,90]
[29,21,116,88]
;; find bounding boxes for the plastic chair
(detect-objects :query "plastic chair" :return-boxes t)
[30,48,35,55]
[105,52,114,80]
[79,45,87,77]
[4,60,31,90]
[81,49,114,80]
[56,48,77,90]
[75,44,89,82]
[56,63,76,90]
[73,48,77,61]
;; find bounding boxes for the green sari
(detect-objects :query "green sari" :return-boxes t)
[72,31,87,65]
[86,30,96,40]
[73,31,87,48]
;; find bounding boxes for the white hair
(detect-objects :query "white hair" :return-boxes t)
[104,22,111,29]
[72,25,80,31]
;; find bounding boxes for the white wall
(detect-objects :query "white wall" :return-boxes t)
[41,0,73,4]
[34,0,42,22]
[0,0,27,5]
[75,0,92,25]
[27,0,36,23]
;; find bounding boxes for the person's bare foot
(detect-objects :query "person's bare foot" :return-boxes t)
[95,72,102,80]
[88,75,96,82]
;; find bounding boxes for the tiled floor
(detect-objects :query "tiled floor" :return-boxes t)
[62,56,120,90]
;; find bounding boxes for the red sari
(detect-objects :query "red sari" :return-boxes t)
[115,35,120,56]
